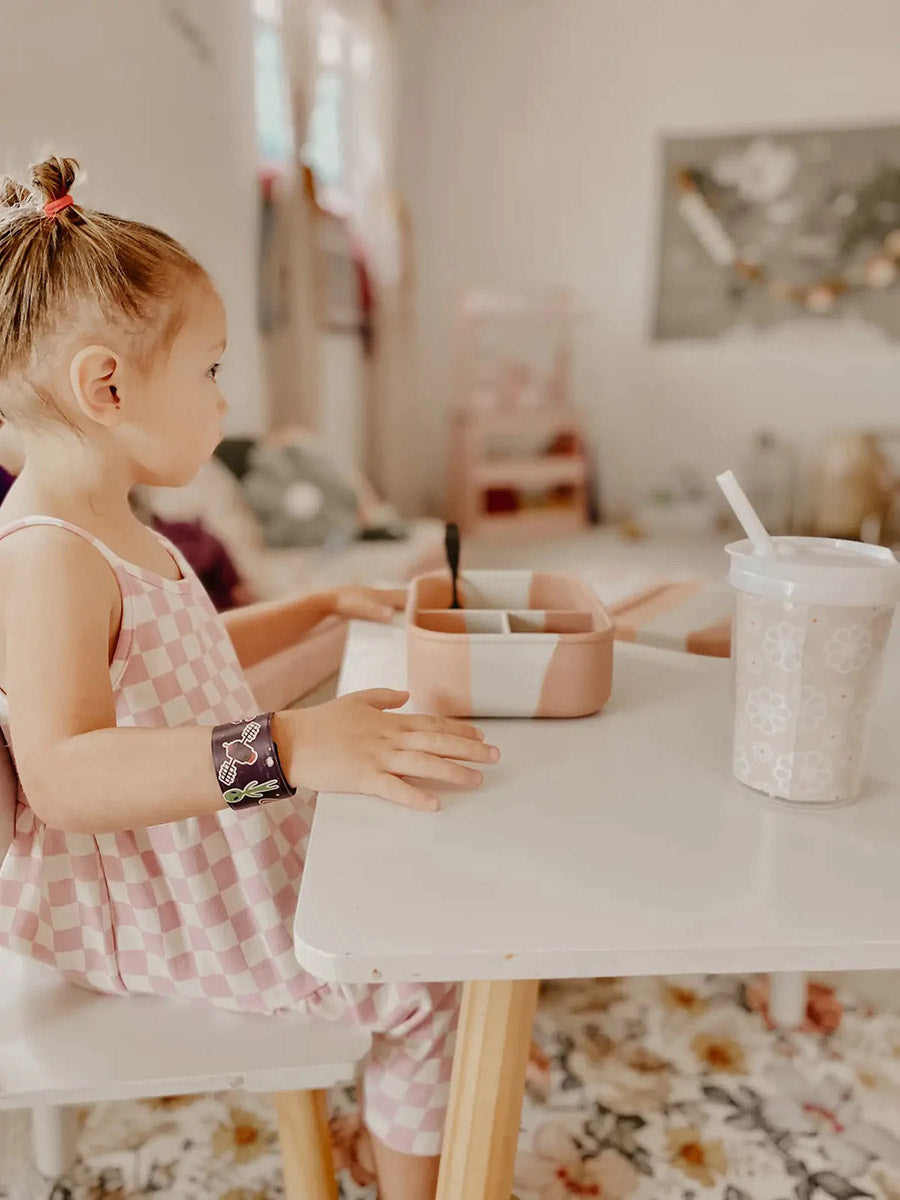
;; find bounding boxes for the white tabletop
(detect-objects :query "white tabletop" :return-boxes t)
[294,619,900,983]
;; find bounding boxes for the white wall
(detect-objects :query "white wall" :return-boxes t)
[400,0,900,516]
[1,0,263,434]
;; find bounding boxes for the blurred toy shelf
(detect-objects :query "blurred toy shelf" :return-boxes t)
[473,452,588,488]
[448,289,592,539]
[451,408,590,538]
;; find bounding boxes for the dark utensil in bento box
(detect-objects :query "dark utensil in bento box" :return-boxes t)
[445,523,462,609]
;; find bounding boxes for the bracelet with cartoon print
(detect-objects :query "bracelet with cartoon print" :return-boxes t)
[212,712,297,809]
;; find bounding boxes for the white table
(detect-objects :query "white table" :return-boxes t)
[295,620,900,1199]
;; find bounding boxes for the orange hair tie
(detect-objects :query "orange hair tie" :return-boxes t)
[43,195,74,217]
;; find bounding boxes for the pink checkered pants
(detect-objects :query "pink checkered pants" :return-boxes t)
[0,518,458,1155]
[299,981,459,1154]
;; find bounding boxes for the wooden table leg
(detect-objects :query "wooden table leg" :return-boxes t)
[273,1089,339,1200]
[437,979,539,1200]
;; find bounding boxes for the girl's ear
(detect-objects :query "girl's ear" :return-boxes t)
[69,345,122,427]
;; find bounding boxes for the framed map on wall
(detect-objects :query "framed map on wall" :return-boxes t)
[654,122,900,340]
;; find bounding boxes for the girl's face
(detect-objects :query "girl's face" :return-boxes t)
[125,282,228,488]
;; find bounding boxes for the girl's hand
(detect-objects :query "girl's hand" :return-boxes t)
[329,586,407,624]
[279,689,499,811]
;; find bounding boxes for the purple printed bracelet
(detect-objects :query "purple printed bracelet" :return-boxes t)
[212,712,296,810]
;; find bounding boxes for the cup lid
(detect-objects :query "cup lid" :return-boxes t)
[726,537,900,607]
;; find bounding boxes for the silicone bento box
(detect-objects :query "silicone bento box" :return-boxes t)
[406,570,614,718]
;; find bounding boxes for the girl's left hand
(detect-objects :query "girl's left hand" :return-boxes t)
[330,586,407,624]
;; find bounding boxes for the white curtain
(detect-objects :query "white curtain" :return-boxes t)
[334,0,421,511]
[274,0,421,510]
[260,0,321,430]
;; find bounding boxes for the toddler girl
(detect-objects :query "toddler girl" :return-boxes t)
[0,156,499,1200]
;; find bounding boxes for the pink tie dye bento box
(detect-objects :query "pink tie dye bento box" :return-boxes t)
[406,570,615,718]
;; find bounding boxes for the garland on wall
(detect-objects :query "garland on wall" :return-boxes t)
[675,162,900,315]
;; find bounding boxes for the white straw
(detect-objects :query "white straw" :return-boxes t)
[716,470,775,556]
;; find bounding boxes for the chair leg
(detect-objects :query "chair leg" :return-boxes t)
[769,971,807,1029]
[31,1105,79,1178]
[273,1089,339,1200]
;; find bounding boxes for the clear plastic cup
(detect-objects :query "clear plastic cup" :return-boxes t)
[727,537,900,805]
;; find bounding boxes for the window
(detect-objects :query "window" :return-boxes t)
[304,9,351,199]
[253,0,293,168]
[304,7,360,212]
[252,0,395,278]
[252,0,376,213]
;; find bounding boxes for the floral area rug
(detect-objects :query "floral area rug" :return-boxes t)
[4,974,900,1200]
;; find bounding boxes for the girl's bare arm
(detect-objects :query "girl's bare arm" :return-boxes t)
[221,587,406,668]
[0,530,496,835]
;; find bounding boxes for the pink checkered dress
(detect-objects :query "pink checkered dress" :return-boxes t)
[0,518,457,1155]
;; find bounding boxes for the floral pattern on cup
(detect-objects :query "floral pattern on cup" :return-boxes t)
[746,688,792,735]
[763,622,804,671]
[732,594,894,804]
[798,685,828,731]
[772,750,834,798]
[752,741,774,763]
[825,626,874,674]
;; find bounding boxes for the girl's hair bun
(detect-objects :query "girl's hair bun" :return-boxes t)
[29,155,79,205]
[0,156,80,213]
[0,149,207,427]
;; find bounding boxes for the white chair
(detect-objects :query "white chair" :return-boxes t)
[0,735,370,1199]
